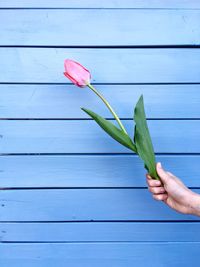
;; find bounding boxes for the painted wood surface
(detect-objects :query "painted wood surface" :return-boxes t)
[1,9,200,45]
[1,222,200,242]
[0,120,199,153]
[0,84,199,119]
[0,243,200,267]
[1,48,200,83]
[0,0,200,8]
[0,155,199,188]
[1,1,199,266]
[0,188,199,221]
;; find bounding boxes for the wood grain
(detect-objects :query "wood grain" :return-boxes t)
[1,222,200,242]
[1,242,199,267]
[1,9,200,45]
[0,188,199,221]
[0,84,199,119]
[0,155,199,188]
[0,0,199,8]
[0,120,199,153]
[1,48,200,83]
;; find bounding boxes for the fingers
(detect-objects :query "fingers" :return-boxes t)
[153,194,168,201]
[146,174,162,187]
[146,173,167,201]
[148,186,166,194]
[156,162,171,184]
[166,171,174,177]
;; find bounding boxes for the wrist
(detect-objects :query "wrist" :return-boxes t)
[188,192,200,216]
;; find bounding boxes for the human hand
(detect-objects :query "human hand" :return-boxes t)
[146,162,200,216]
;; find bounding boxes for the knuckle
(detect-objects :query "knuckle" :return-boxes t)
[149,180,157,187]
[159,187,165,193]
[154,194,163,201]
[153,195,159,201]
[148,180,154,186]
[152,187,159,194]
[155,181,161,186]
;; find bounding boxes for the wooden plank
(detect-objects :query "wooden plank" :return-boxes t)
[0,243,200,267]
[0,84,200,119]
[0,155,199,188]
[0,0,199,8]
[0,120,199,153]
[0,188,199,221]
[1,48,200,83]
[1,9,200,46]
[1,222,200,242]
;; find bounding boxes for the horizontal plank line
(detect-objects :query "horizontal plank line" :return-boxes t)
[1,187,199,190]
[2,241,200,244]
[1,220,200,223]
[0,241,129,244]
[1,82,200,86]
[0,153,198,157]
[1,45,200,49]
[0,187,149,190]
[0,118,199,121]
[0,7,200,10]
[1,221,200,224]
[0,82,200,86]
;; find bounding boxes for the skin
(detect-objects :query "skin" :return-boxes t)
[146,162,200,216]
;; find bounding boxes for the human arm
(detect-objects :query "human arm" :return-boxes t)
[146,162,200,216]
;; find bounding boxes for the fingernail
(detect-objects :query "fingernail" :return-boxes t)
[158,162,162,168]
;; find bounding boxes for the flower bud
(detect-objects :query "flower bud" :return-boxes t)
[64,59,91,87]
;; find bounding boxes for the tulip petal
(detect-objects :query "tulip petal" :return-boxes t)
[64,59,91,87]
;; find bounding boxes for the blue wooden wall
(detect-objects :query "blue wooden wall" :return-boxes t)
[0,1,200,266]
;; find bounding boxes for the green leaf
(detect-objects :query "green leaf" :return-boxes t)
[134,95,159,179]
[82,107,136,152]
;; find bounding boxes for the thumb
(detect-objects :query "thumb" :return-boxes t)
[156,162,170,184]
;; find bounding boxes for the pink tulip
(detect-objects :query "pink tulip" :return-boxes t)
[64,59,91,87]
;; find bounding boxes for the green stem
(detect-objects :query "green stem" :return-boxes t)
[87,83,128,135]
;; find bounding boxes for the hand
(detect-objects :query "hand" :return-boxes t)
[146,162,200,216]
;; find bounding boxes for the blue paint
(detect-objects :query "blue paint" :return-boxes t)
[1,48,200,83]
[0,243,200,267]
[0,155,199,188]
[0,120,199,153]
[0,84,199,119]
[0,0,200,8]
[0,188,199,221]
[0,1,199,266]
[1,9,200,45]
[1,222,200,242]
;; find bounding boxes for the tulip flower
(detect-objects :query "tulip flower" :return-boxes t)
[63,59,159,179]
[64,59,91,88]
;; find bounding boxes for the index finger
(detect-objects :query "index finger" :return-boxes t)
[146,173,153,180]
